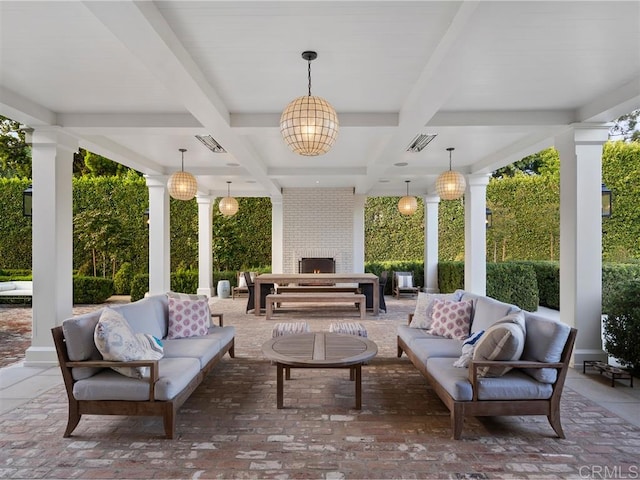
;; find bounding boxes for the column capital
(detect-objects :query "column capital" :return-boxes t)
[270,195,283,206]
[565,123,610,145]
[196,194,215,204]
[145,174,169,188]
[29,127,78,153]
[466,173,491,187]
[422,194,441,205]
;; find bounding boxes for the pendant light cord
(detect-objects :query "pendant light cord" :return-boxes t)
[307,59,312,96]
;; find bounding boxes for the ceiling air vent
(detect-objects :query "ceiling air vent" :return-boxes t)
[195,135,226,153]
[406,134,437,152]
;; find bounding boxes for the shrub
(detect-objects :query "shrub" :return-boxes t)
[113,262,134,295]
[603,279,640,375]
[73,276,114,304]
[130,273,149,302]
[513,261,559,309]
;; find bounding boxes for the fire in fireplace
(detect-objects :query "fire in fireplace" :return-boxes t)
[299,257,336,274]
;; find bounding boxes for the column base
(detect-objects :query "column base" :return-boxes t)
[197,287,213,297]
[572,348,607,368]
[24,346,58,367]
[423,288,440,294]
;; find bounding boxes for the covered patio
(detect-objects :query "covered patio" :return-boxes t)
[1,296,639,478]
[1,2,639,376]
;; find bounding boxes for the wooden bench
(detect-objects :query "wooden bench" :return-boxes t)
[266,293,366,320]
[276,286,359,294]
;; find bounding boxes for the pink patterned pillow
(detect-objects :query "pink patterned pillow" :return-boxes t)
[167,294,210,339]
[427,299,473,340]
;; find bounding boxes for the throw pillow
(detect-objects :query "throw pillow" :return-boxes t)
[453,330,485,368]
[398,274,413,288]
[409,292,456,329]
[167,292,210,339]
[427,299,473,340]
[238,273,247,288]
[472,311,526,377]
[94,307,164,379]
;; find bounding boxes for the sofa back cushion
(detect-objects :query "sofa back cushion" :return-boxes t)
[521,312,571,384]
[111,294,168,339]
[460,292,520,334]
[62,310,104,380]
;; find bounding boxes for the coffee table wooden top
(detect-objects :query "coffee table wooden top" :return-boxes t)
[262,332,377,368]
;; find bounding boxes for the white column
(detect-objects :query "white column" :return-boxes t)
[464,174,490,295]
[271,196,283,273]
[196,195,214,297]
[352,194,366,273]
[424,194,441,293]
[25,128,77,366]
[556,124,609,366]
[145,175,171,295]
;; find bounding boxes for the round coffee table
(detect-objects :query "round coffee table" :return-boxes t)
[262,332,378,409]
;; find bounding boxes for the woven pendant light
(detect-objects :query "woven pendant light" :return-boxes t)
[219,181,239,216]
[168,148,197,201]
[280,51,339,156]
[398,180,418,215]
[436,147,466,200]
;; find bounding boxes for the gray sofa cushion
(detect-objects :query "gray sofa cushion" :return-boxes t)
[163,326,235,368]
[72,357,201,402]
[461,292,520,334]
[410,338,463,364]
[62,310,104,380]
[426,357,553,401]
[397,325,450,350]
[522,312,571,384]
[112,294,168,340]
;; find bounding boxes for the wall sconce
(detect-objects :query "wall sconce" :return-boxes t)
[23,184,33,217]
[485,207,493,228]
[143,208,150,226]
[601,183,612,218]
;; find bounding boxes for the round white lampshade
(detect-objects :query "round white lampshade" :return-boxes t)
[398,195,418,215]
[436,170,466,200]
[280,95,339,156]
[219,196,239,216]
[168,171,197,201]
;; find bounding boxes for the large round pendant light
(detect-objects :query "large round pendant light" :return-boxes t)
[219,181,239,216]
[280,51,339,156]
[398,180,417,215]
[168,148,197,201]
[436,147,466,200]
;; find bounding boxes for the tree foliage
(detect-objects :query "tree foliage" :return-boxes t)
[0,116,31,178]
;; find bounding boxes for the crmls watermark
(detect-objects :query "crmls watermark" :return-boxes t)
[579,465,639,479]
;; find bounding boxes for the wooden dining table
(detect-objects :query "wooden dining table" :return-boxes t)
[254,273,380,316]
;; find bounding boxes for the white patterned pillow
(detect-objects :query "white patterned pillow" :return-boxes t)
[409,292,456,329]
[167,292,210,339]
[94,308,164,379]
[427,299,473,340]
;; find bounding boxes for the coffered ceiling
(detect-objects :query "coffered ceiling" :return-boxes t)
[1,1,638,198]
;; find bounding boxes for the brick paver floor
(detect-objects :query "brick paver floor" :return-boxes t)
[0,295,638,479]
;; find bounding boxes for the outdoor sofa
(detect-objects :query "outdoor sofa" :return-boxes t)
[397,290,577,439]
[0,280,33,299]
[51,293,235,439]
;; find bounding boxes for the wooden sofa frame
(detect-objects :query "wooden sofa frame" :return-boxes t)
[51,315,234,439]
[397,313,577,439]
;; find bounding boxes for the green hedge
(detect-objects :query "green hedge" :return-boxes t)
[438,261,539,312]
[73,276,114,304]
[513,261,560,309]
[602,279,640,375]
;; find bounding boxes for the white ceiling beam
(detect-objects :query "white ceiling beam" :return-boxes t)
[0,86,57,127]
[428,110,576,127]
[59,112,203,131]
[268,167,367,177]
[230,112,399,129]
[78,135,166,175]
[577,76,640,123]
[83,0,282,197]
[358,1,481,194]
